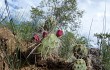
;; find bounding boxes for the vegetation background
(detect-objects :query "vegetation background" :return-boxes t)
[0,0,109,70]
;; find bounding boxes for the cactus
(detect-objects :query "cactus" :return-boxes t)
[73,44,88,59]
[37,33,60,59]
[72,59,87,70]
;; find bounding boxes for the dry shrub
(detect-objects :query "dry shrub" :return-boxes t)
[0,27,33,54]
[0,27,17,55]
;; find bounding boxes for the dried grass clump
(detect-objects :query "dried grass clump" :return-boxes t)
[0,27,17,55]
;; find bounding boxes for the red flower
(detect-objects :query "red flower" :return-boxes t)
[56,29,63,37]
[34,34,40,42]
[42,31,48,38]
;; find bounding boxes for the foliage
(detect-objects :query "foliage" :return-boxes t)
[31,7,44,18]
[101,39,110,70]
[16,22,36,41]
[43,17,57,32]
[1,20,42,42]
[60,32,76,59]
[5,48,21,69]
[31,0,83,31]
[76,36,91,47]
[95,33,110,70]
[31,7,44,23]
[4,19,18,35]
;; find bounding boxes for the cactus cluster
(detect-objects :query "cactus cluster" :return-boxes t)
[72,59,87,70]
[73,44,88,59]
[72,44,90,70]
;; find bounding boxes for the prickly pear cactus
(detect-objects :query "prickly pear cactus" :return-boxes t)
[73,44,88,59]
[72,59,87,70]
[38,33,60,59]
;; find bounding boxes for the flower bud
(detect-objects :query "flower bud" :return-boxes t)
[34,34,40,42]
[56,29,63,37]
[42,31,48,38]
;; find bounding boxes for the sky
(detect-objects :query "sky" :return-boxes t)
[0,0,110,47]
[0,0,40,21]
[77,0,110,47]
[78,0,110,34]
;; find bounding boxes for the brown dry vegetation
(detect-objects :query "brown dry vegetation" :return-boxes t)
[0,27,17,55]
[0,27,34,53]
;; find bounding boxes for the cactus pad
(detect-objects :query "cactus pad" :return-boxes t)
[72,59,87,70]
[37,33,60,59]
[73,44,88,59]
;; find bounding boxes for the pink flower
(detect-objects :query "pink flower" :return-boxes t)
[56,29,63,37]
[34,34,40,42]
[42,31,48,38]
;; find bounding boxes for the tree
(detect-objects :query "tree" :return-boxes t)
[31,0,83,31]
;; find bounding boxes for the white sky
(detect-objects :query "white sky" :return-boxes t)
[77,0,110,47]
[0,0,110,47]
[78,0,110,34]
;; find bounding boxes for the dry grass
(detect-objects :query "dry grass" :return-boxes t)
[0,27,34,54]
[0,27,17,55]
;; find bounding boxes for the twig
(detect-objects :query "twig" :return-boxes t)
[26,43,41,59]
